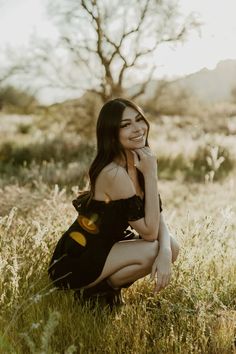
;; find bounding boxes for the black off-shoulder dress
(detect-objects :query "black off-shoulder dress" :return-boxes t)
[48,193,162,290]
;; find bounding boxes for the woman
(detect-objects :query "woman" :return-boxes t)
[48,98,179,306]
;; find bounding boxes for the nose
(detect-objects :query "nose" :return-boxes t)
[132,121,142,132]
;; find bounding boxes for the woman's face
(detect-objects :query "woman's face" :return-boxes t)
[118,106,148,150]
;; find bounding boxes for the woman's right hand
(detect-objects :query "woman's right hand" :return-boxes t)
[132,147,158,177]
[151,249,172,293]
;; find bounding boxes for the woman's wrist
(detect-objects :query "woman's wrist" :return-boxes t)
[159,246,171,255]
[144,171,158,181]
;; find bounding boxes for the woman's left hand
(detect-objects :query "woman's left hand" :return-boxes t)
[150,248,172,293]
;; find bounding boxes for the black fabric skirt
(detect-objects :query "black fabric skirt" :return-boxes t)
[48,233,115,289]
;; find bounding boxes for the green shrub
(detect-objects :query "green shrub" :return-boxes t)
[0,139,95,166]
[0,139,234,187]
[188,144,234,182]
[158,144,234,182]
[158,154,186,180]
[0,85,38,114]
[0,142,14,163]
[17,124,31,134]
[0,141,95,189]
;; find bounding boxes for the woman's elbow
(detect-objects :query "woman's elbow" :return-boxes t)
[141,231,158,242]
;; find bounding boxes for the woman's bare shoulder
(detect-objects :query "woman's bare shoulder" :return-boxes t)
[101,162,125,177]
[97,162,135,199]
[100,162,129,181]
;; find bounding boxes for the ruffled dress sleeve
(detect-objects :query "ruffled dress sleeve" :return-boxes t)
[124,194,163,221]
[72,191,90,213]
[124,195,145,221]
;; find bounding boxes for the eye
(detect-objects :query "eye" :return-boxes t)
[137,115,144,122]
[120,122,130,128]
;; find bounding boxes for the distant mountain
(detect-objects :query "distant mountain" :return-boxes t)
[177,59,236,102]
[135,59,236,103]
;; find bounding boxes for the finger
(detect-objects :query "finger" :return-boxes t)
[155,275,164,293]
[157,274,170,292]
[140,147,154,157]
[162,275,169,289]
[166,273,171,287]
[141,147,152,155]
[160,275,167,290]
[166,270,172,284]
[150,264,156,280]
[133,148,146,158]
[139,148,151,157]
[162,273,171,289]
[132,151,139,167]
[154,282,162,293]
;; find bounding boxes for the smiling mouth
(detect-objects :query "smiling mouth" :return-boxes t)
[130,135,145,141]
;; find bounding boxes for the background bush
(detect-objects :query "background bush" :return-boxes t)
[0,85,38,114]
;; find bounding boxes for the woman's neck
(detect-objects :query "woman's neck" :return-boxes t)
[115,150,134,170]
[114,151,143,198]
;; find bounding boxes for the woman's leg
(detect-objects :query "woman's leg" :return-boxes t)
[107,235,180,288]
[84,234,179,290]
[85,239,159,289]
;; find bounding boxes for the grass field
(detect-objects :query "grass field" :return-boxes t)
[0,112,235,353]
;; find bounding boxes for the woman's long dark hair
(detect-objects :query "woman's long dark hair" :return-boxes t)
[85,98,150,204]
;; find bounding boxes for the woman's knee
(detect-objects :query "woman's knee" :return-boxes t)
[140,240,158,267]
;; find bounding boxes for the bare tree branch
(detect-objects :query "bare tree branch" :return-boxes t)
[130,65,156,100]
[2,0,200,103]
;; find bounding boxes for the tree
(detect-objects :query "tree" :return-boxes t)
[3,0,199,103]
[46,0,199,101]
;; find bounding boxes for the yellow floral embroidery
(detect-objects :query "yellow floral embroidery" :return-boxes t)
[69,231,87,247]
[77,214,99,234]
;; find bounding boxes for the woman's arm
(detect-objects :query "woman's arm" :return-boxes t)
[142,169,160,239]
[129,147,160,241]
[100,154,160,240]
[158,213,171,252]
[150,213,172,293]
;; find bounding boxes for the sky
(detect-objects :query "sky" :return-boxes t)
[0,0,236,103]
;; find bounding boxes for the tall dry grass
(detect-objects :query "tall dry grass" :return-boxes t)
[0,175,235,353]
[0,110,235,353]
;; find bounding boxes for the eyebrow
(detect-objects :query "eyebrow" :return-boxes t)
[121,113,142,122]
